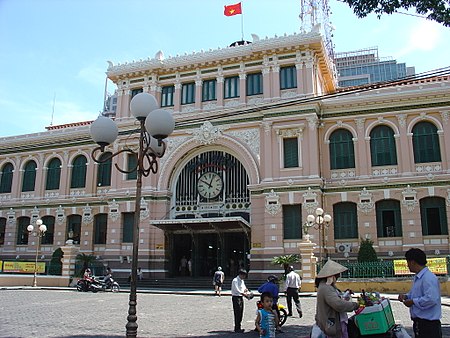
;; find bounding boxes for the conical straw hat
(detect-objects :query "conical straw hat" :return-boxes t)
[316,259,348,278]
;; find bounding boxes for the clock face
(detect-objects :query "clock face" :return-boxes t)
[197,172,223,199]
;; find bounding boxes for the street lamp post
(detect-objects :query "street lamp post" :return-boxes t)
[89,92,174,338]
[304,207,332,264]
[27,219,47,287]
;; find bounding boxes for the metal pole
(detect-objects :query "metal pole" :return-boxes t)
[32,233,40,287]
[126,119,145,338]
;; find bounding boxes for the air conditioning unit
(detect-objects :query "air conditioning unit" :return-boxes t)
[336,243,352,253]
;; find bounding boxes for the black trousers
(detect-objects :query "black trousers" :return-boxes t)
[413,318,442,338]
[286,287,301,315]
[232,296,244,330]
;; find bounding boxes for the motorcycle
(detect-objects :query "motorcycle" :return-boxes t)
[256,300,288,327]
[76,276,120,293]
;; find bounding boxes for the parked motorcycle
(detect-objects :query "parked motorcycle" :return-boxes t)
[76,276,120,293]
[256,300,288,327]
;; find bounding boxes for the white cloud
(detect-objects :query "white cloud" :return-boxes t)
[397,20,441,57]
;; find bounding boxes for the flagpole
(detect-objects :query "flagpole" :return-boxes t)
[240,1,244,41]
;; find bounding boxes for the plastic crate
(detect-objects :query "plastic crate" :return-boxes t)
[355,299,395,336]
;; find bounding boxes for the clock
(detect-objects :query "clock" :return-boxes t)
[197,172,223,199]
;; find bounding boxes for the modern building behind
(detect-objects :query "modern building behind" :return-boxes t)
[0,32,449,281]
[335,47,416,87]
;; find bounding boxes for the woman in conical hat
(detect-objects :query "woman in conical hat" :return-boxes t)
[314,260,359,338]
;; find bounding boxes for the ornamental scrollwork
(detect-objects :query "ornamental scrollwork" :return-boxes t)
[227,128,260,162]
[357,188,374,214]
[82,204,93,225]
[303,187,319,215]
[55,205,65,225]
[108,199,120,222]
[265,189,281,215]
[402,185,418,212]
[190,121,226,145]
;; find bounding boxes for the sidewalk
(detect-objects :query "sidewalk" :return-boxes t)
[2,285,450,307]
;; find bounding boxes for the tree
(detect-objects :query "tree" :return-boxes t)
[48,248,64,275]
[357,238,378,262]
[341,0,450,27]
[271,254,300,275]
[75,253,97,276]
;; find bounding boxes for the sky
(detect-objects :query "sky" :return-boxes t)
[0,0,449,138]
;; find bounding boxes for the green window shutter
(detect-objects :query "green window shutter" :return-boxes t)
[420,197,448,235]
[22,161,37,192]
[370,126,397,166]
[280,66,297,90]
[127,154,138,180]
[181,82,195,104]
[224,76,239,98]
[0,217,5,245]
[67,215,82,244]
[412,122,441,163]
[0,163,14,193]
[329,129,355,169]
[202,79,217,102]
[70,155,87,188]
[161,85,174,107]
[97,152,112,187]
[46,158,61,190]
[246,73,263,96]
[283,204,302,239]
[283,138,299,168]
[41,216,55,245]
[94,213,108,244]
[333,202,358,239]
[376,200,402,237]
[122,212,134,243]
[16,217,30,245]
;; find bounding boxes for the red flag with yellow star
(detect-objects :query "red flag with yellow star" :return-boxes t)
[224,2,242,16]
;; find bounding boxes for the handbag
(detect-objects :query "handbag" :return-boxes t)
[310,323,327,338]
[393,325,412,338]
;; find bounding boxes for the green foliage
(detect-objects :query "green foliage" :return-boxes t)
[75,253,97,277]
[48,248,64,275]
[271,254,300,275]
[341,0,450,27]
[357,238,378,262]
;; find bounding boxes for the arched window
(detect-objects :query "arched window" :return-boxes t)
[97,152,112,187]
[70,155,87,188]
[329,129,355,169]
[333,202,358,239]
[376,200,402,238]
[46,158,61,190]
[67,215,81,244]
[412,122,441,163]
[420,197,448,236]
[16,216,30,245]
[22,160,37,192]
[0,162,14,193]
[94,213,108,244]
[370,125,397,166]
[41,216,55,245]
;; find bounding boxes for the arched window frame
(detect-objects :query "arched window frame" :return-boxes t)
[70,155,87,189]
[412,121,441,163]
[22,160,37,192]
[370,125,398,166]
[329,129,355,169]
[0,162,14,193]
[46,158,61,190]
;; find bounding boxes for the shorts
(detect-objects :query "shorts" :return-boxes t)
[215,282,223,287]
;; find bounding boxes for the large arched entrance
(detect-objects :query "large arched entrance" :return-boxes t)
[152,150,251,277]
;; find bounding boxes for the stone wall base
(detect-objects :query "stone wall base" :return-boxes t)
[0,275,71,287]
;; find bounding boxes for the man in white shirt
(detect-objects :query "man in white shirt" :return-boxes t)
[284,266,302,317]
[231,269,250,333]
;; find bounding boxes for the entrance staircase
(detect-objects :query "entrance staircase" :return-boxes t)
[115,277,267,291]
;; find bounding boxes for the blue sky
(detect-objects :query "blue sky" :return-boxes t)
[1,0,449,137]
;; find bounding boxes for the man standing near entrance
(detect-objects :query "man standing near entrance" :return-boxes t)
[398,248,442,338]
[284,266,302,318]
[231,269,250,333]
[213,266,225,296]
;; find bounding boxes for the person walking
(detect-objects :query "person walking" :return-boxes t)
[284,266,302,317]
[398,248,442,338]
[315,260,359,338]
[213,266,225,296]
[231,269,250,333]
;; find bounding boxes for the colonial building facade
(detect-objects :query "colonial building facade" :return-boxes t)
[0,31,449,279]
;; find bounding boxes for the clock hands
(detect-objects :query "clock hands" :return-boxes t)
[199,178,212,187]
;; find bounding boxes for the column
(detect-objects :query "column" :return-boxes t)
[296,52,305,96]
[261,121,273,181]
[216,74,224,107]
[355,118,369,177]
[262,64,272,100]
[271,64,280,99]
[174,82,181,113]
[307,116,319,177]
[61,243,80,279]
[440,111,450,171]
[11,156,21,198]
[239,72,246,105]
[298,236,317,292]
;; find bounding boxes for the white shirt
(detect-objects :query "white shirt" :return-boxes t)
[285,271,301,290]
[231,276,247,296]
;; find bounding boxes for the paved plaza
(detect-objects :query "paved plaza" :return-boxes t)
[1,289,449,337]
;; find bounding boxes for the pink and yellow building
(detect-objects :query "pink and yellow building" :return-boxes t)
[0,31,449,279]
